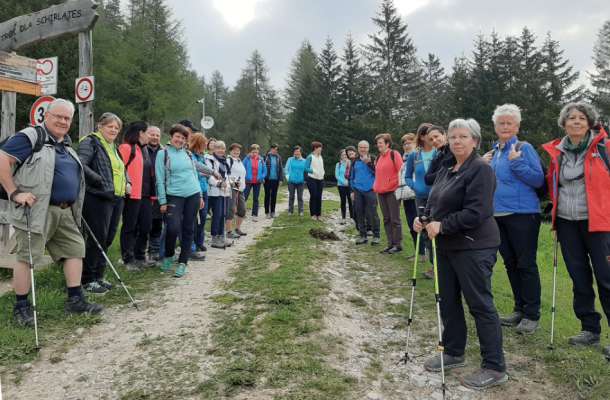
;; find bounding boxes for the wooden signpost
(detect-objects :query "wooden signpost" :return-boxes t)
[0,1,99,266]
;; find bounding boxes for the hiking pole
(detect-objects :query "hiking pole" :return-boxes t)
[548,230,559,350]
[424,212,446,399]
[399,231,421,365]
[81,218,139,310]
[24,206,40,351]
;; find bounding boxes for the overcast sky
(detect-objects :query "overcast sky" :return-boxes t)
[156,0,608,90]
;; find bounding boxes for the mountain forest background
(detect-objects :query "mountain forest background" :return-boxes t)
[2,0,610,175]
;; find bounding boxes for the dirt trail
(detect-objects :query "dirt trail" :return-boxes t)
[3,199,288,400]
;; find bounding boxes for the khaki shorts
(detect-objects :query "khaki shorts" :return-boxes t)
[226,192,246,220]
[15,205,86,266]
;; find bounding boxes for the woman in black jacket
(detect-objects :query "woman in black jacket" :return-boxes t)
[78,113,128,294]
[414,118,507,390]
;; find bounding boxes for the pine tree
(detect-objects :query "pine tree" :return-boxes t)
[419,53,449,125]
[285,41,319,112]
[590,20,610,122]
[338,33,368,123]
[447,55,471,119]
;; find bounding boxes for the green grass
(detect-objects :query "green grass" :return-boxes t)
[0,235,170,372]
[198,199,357,399]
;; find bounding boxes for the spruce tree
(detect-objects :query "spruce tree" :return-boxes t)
[590,20,610,122]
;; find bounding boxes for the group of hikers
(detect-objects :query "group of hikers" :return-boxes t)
[0,98,609,392]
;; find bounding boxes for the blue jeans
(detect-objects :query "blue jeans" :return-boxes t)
[208,195,226,236]
[164,194,199,265]
[244,182,262,216]
[194,192,209,249]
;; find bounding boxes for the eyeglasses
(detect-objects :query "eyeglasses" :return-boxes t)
[47,112,72,122]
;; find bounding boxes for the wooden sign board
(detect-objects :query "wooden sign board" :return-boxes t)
[0,50,37,83]
[0,76,41,96]
[0,0,98,52]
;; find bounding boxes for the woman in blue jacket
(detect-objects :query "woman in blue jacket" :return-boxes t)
[335,148,353,223]
[484,104,544,334]
[284,145,310,216]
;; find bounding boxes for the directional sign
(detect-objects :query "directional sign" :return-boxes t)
[0,51,37,83]
[75,75,94,103]
[0,0,98,52]
[29,96,55,126]
[36,57,58,95]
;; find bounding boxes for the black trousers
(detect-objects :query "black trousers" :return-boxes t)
[148,199,163,255]
[82,193,123,284]
[437,247,505,372]
[264,179,280,214]
[338,185,354,220]
[164,194,200,264]
[556,218,610,334]
[120,198,141,263]
[353,189,380,238]
[134,197,153,260]
[244,183,262,216]
[415,197,432,259]
[402,199,418,252]
[306,177,324,217]
[495,213,541,320]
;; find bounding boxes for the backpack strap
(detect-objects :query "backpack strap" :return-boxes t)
[597,139,610,174]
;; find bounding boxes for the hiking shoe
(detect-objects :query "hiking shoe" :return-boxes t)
[500,311,523,327]
[423,268,434,280]
[13,302,34,327]
[461,368,508,390]
[125,262,143,272]
[211,236,226,249]
[191,251,206,261]
[515,318,539,335]
[150,251,161,261]
[367,230,374,237]
[370,237,380,245]
[266,214,272,219]
[160,257,174,273]
[388,246,402,254]
[298,212,304,216]
[235,229,247,236]
[224,238,233,247]
[603,345,610,361]
[568,331,600,346]
[271,212,276,218]
[65,296,104,315]
[355,237,368,245]
[83,281,109,295]
[197,244,208,252]
[98,279,113,290]
[380,246,393,254]
[174,263,187,278]
[424,353,466,372]
[228,231,241,239]
[136,258,157,268]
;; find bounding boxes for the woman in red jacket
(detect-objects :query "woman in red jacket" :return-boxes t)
[373,133,404,254]
[543,102,610,358]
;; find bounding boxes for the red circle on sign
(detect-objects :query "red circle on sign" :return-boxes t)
[37,59,54,75]
[75,77,94,102]
[29,96,56,127]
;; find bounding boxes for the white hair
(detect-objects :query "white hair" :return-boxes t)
[492,104,521,125]
[358,140,369,147]
[214,140,226,149]
[47,98,75,116]
[448,118,482,149]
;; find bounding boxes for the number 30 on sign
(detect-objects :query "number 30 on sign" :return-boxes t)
[29,96,56,127]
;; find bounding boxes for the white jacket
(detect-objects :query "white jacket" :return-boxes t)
[205,154,232,197]
[228,156,247,192]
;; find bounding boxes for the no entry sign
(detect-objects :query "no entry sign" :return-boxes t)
[75,75,94,103]
[29,95,55,126]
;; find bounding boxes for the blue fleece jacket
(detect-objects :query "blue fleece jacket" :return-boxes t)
[192,153,209,193]
[284,156,310,184]
[335,161,349,186]
[155,146,201,205]
[243,155,267,183]
[405,149,436,199]
[349,159,375,192]
[490,136,544,214]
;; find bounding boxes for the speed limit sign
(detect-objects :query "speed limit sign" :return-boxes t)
[29,96,56,127]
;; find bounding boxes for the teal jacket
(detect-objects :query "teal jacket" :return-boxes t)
[284,156,310,184]
[155,145,200,205]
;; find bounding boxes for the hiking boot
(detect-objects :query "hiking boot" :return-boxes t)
[370,237,380,245]
[461,368,508,390]
[355,237,368,245]
[423,353,466,372]
[367,230,374,237]
[65,296,104,315]
[266,213,272,219]
[380,246,393,254]
[125,262,143,272]
[423,268,434,280]
[388,246,402,254]
[191,251,206,261]
[135,258,157,269]
[13,302,34,327]
[568,331,600,346]
[500,311,523,327]
[160,257,174,273]
[228,231,241,239]
[174,263,187,278]
[83,281,109,295]
[211,236,226,249]
[271,212,276,218]
[603,345,610,361]
[97,279,113,290]
[197,244,208,252]
[515,318,539,335]
[236,229,247,236]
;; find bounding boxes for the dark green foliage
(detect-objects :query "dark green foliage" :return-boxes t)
[589,20,610,124]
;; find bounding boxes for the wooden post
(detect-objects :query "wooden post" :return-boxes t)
[0,90,16,141]
[78,30,94,138]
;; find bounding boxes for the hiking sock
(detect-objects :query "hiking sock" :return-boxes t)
[67,285,83,299]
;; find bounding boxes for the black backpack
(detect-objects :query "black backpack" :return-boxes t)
[514,141,548,200]
[0,126,48,200]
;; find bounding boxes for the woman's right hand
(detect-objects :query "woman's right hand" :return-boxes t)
[482,150,494,164]
[160,204,167,214]
[413,217,424,233]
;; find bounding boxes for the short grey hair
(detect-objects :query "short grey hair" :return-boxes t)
[47,98,75,116]
[214,140,226,149]
[358,140,369,147]
[97,112,122,130]
[448,118,482,149]
[492,104,521,125]
[557,102,599,129]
